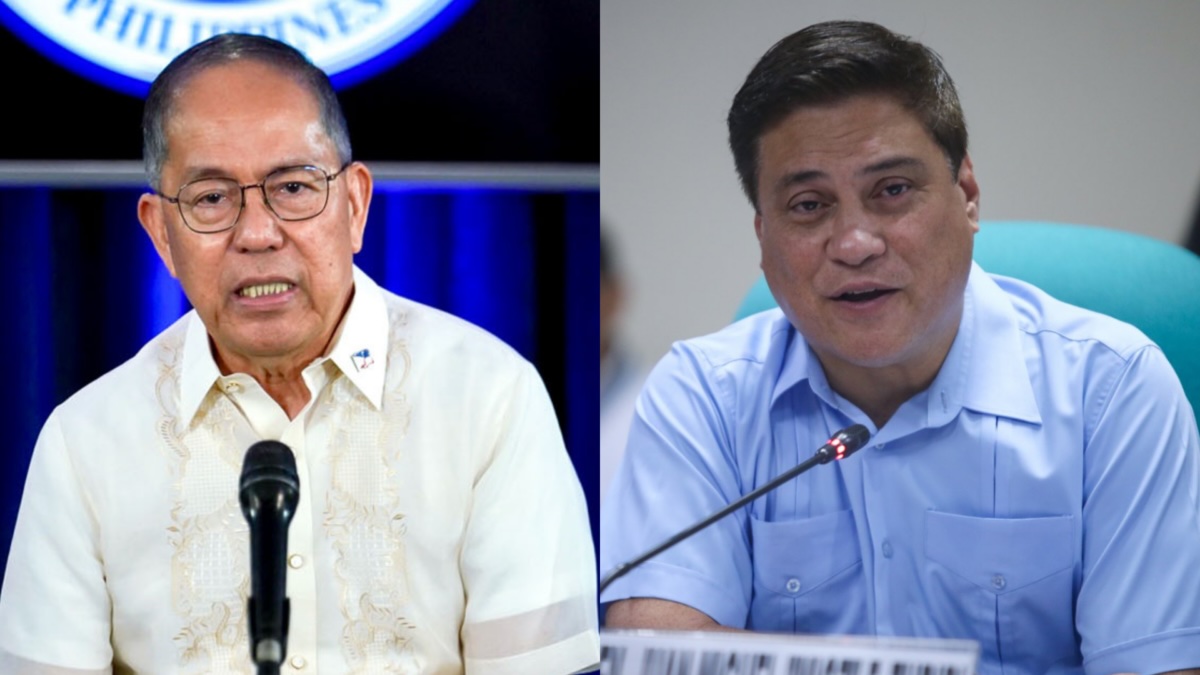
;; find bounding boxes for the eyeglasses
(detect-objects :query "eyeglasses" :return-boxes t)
[157,163,351,234]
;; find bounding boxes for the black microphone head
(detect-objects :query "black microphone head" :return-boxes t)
[834,424,871,456]
[240,440,300,522]
[817,424,871,463]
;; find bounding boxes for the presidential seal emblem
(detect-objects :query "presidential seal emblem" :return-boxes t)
[0,0,472,95]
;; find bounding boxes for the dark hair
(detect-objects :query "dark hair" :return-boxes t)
[727,20,967,209]
[142,33,352,190]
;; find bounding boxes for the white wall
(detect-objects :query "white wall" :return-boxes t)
[601,0,1200,368]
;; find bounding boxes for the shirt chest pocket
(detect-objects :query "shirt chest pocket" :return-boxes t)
[924,511,1078,672]
[748,510,867,633]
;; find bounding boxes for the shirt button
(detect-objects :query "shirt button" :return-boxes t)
[992,574,1007,590]
[288,554,305,569]
[785,578,801,594]
[289,655,307,669]
[881,540,893,558]
[874,444,884,451]
[223,381,242,394]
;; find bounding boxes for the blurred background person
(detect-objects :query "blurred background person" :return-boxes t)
[600,227,647,502]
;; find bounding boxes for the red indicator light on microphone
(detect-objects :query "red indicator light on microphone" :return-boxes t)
[815,425,870,465]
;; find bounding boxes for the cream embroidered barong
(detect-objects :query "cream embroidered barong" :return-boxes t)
[0,267,599,674]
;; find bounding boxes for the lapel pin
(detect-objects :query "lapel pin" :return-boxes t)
[352,348,375,371]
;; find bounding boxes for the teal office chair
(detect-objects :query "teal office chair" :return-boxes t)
[734,221,1200,417]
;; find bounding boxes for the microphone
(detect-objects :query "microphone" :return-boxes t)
[600,424,870,594]
[239,440,300,675]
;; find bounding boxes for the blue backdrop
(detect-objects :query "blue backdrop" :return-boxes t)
[0,181,600,586]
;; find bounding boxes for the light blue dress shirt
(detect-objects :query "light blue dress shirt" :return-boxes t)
[600,264,1200,675]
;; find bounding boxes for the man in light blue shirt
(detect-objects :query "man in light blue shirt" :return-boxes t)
[600,20,1200,675]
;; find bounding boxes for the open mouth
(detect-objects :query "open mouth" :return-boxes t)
[238,282,294,299]
[834,288,896,303]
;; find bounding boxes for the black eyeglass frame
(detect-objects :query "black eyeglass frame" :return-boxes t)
[155,161,353,234]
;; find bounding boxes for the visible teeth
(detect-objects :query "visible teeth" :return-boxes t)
[240,282,291,298]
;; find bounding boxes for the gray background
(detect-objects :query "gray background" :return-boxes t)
[602,0,1200,368]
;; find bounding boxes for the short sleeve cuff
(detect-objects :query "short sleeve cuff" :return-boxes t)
[464,629,600,675]
[0,649,112,675]
[1084,627,1200,675]
[600,560,748,629]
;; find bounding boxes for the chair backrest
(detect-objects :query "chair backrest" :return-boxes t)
[733,221,1200,417]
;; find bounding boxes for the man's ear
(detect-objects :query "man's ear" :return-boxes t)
[138,193,178,277]
[958,154,981,233]
[343,161,373,254]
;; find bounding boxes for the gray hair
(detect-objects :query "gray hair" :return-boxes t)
[143,33,352,191]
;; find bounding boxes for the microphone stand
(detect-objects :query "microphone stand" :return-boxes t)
[600,425,868,594]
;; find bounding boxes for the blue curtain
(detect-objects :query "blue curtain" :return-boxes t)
[0,183,599,581]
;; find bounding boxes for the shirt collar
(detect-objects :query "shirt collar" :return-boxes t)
[326,266,390,410]
[180,306,223,426]
[771,326,830,410]
[943,262,1042,425]
[178,265,390,426]
[770,262,1042,426]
